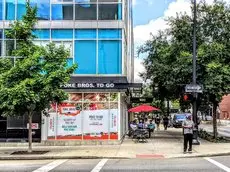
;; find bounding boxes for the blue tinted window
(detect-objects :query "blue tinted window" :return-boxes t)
[74,40,96,74]
[30,0,50,20]
[98,29,122,39]
[51,30,73,39]
[0,0,3,20]
[17,0,50,20]
[52,4,73,20]
[118,3,122,20]
[98,40,122,74]
[6,0,15,20]
[17,0,26,20]
[33,29,50,39]
[67,58,73,68]
[0,30,2,39]
[75,30,96,39]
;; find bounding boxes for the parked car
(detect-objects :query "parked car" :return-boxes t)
[172,113,201,128]
[172,113,187,128]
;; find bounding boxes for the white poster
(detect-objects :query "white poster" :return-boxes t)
[57,112,82,136]
[110,109,118,132]
[83,109,109,136]
[48,113,56,137]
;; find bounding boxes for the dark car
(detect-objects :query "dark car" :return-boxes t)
[172,114,187,128]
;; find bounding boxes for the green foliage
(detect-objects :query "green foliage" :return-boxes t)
[139,0,230,111]
[0,1,77,117]
[198,129,230,143]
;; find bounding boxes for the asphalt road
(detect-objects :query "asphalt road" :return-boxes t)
[0,156,230,172]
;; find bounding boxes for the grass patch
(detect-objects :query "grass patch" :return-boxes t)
[198,129,230,143]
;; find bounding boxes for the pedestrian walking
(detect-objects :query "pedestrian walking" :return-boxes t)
[155,115,161,130]
[163,115,169,130]
[182,115,194,153]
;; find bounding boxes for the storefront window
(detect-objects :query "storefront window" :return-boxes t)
[69,93,83,102]
[110,93,118,102]
[47,93,119,140]
[98,3,122,20]
[52,4,73,20]
[75,4,96,20]
[83,93,109,102]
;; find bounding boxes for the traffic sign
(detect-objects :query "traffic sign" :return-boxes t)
[185,84,203,93]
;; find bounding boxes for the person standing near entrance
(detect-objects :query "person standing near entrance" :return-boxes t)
[182,115,194,153]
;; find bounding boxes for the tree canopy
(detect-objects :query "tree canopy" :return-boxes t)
[138,0,230,138]
[0,1,77,151]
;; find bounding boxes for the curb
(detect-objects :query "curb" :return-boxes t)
[0,155,130,160]
[171,152,230,159]
[1,152,230,160]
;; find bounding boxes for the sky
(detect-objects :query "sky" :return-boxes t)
[133,0,230,83]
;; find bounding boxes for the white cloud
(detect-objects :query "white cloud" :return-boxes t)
[132,0,137,6]
[134,58,145,83]
[133,0,230,82]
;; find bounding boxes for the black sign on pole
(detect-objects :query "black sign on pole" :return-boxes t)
[131,97,153,103]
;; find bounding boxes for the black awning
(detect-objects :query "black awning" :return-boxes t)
[61,76,142,93]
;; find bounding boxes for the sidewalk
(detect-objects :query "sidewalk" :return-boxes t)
[0,128,230,160]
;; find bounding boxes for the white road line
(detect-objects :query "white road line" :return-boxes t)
[32,159,68,172]
[204,157,230,172]
[91,159,108,172]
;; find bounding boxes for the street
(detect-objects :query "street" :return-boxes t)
[0,156,230,172]
[200,124,230,138]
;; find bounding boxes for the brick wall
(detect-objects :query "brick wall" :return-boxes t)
[219,95,230,120]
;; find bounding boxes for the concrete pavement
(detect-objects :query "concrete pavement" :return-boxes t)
[0,127,230,160]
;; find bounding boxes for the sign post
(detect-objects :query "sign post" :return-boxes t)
[185,84,203,93]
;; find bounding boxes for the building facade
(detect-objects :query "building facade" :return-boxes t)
[0,0,136,142]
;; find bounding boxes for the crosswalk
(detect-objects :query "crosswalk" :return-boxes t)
[0,156,230,172]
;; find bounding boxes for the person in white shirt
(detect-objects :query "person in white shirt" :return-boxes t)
[182,115,194,153]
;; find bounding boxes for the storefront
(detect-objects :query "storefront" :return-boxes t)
[41,76,141,141]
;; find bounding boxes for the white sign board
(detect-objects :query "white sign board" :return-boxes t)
[185,84,203,93]
[57,113,82,136]
[27,123,39,129]
[83,109,109,137]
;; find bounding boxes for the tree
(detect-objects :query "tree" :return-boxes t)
[0,2,77,152]
[139,0,230,139]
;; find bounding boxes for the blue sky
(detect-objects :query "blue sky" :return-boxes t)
[133,0,175,26]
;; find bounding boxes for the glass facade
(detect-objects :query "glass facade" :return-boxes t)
[1,0,122,21]
[2,29,122,74]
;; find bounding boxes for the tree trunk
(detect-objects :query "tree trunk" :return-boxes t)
[28,112,33,153]
[212,102,218,139]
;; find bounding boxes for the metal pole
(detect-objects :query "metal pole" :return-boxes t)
[192,0,200,145]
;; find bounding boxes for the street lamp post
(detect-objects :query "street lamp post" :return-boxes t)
[192,0,200,145]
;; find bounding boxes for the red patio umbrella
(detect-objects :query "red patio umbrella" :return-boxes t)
[128,104,160,113]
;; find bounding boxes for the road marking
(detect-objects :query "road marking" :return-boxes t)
[91,159,108,172]
[32,159,68,172]
[204,157,230,172]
